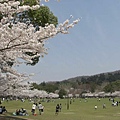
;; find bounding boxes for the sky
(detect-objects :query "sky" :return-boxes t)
[18,0,120,83]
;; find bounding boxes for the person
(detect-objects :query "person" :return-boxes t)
[94,105,97,110]
[0,106,2,114]
[31,103,36,115]
[13,108,27,116]
[20,108,28,116]
[38,102,43,115]
[41,105,44,113]
[116,101,119,106]
[59,103,62,112]
[55,104,60,115]
[15,109,20,115]
[103,103,106,109]
[2,106,7,113]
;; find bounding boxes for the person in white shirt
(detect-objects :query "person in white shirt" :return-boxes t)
[38,102,43,115]
[94,105,97,110]
[31,103,36,115]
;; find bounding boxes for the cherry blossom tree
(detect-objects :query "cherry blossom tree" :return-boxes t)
[0,0,80,92]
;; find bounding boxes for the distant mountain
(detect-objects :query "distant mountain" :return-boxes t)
[59,70,120,83]
[32,70,120,94]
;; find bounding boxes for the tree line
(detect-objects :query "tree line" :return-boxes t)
[31,70,120,95]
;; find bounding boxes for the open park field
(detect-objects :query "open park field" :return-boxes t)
[0,98,120,120]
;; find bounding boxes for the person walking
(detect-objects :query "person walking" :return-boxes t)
[31,103,36,115]
[38,102,43,115]
[55,104,60,115]
[59,103,62,112]
[94,105,97,110]
[103,103,106,109]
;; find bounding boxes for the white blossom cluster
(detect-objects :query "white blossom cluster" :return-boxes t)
[2,87,59,98]
[0,0,80,92]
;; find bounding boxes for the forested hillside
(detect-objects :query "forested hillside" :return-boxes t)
[31,70,120,96]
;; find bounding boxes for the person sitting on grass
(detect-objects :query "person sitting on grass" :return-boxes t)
[19,108,28,116]
[2,106,7,113]
[13,108,28,116]
[15,109,20,115]
[0,106,3,114]
[0,106,7,114]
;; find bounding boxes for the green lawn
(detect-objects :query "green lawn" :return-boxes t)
[1,98,120,120]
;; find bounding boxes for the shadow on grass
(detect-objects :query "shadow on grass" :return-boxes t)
[0,112,28,120]
[0,116,28,120]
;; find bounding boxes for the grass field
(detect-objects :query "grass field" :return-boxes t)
[1,97,120,120]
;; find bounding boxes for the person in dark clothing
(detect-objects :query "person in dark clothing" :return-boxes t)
[0,106,2,114]
[2,106,7,113]
[55,104,60,115]
[16,109,20,115]
[59,103,62,112]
